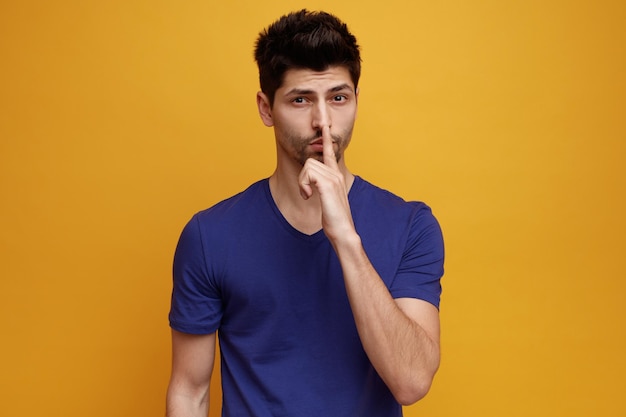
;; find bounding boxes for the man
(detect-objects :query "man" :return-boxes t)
[166,9,444,417]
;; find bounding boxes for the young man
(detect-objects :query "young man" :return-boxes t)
[166,10,444,417]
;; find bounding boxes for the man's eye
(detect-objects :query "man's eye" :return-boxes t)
[333,95,347,102]
[293,97,305,104]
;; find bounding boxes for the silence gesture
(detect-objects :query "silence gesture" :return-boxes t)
[298,125,356,243]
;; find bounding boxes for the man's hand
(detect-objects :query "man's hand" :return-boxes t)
[298,126,355,242]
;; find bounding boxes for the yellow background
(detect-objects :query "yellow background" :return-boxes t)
[1,0,624,416]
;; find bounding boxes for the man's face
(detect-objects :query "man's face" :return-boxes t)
[259,66,358,166]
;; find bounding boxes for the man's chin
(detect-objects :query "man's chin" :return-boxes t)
[296,151,341,165]
[312,152,341,164]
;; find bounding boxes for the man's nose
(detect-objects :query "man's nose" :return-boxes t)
[312,102,331,131]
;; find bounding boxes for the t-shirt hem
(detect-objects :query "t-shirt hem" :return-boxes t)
[391,291,440,310]
[169,318,218,335]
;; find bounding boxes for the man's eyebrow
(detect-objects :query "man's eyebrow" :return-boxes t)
[284,88,314,96]
[284,84,354,96]
[328,83,353,93]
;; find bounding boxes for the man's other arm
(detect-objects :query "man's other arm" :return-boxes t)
[166,330,216,417]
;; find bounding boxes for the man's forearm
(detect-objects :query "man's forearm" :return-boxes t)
[332,232,440,405]
[166,388,209,417]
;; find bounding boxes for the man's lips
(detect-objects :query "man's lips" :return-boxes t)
[308,138,323,152]
[310,144,324,153]
[309,137,337,152]
[310,138,338,145]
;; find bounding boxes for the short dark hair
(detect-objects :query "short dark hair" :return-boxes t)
[254,9,361,106]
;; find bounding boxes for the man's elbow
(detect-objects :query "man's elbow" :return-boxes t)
[392,375,435,406]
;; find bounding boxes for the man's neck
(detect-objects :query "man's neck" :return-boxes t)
[268,162,354,236]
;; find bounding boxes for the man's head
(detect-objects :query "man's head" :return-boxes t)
[254,9,361,107]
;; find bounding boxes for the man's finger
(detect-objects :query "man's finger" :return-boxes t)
[322,125,338,168]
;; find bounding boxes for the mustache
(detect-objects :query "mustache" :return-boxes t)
[308,130,342,142]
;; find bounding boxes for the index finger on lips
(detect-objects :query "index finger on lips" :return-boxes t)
[322,126,337,168]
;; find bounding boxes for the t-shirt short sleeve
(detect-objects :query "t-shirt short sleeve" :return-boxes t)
[389,204,444,309]
[169,214,223,334]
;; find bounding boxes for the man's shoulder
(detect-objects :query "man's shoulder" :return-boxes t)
[194,179,269,224]
[352,176,430,215]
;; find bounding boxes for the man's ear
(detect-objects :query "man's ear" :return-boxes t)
[257,91,274,127]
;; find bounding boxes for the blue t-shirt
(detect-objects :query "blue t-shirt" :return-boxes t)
[169,176,444,417]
